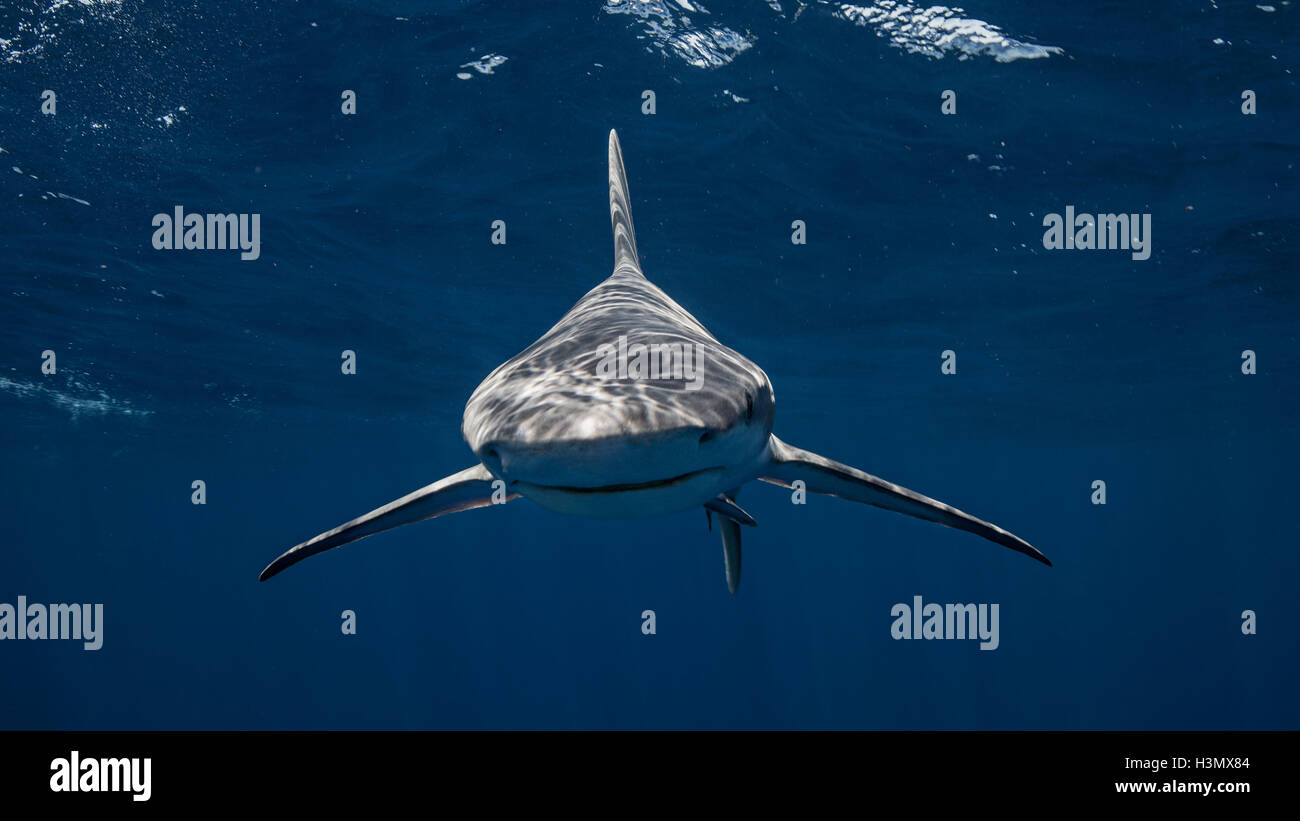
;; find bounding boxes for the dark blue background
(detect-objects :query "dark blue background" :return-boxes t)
[1,1,1296,728]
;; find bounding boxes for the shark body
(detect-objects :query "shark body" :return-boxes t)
[260,130,1049,591]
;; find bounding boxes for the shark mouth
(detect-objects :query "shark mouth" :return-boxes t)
[515,466,724,495]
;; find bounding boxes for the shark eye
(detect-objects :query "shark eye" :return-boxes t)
[745,392,754,421]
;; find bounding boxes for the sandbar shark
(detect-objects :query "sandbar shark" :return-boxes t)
[259,130,1049,591]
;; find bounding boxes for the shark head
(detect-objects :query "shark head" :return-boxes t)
[462,132,773,516]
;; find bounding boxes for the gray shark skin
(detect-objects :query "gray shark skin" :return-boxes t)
[259,130,1050,591]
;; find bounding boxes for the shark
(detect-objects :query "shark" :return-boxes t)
[259,130,1050,591]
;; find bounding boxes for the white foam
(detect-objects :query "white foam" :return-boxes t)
[0,375,151,419]
[603,0,1059,69]
[459,53,508,76]
[603,0,755,69]
[1,0,123,64]
[830,1,1063,62]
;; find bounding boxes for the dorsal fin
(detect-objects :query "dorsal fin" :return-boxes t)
[608,129,642,275]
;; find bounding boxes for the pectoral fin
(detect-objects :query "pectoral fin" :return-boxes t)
[259,464,513,580]
[758,436,1049,566]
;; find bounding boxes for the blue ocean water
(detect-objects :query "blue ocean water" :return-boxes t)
[1,0,1296,729]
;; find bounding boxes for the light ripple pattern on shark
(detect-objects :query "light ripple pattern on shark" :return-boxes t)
[259,130,1050,591]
